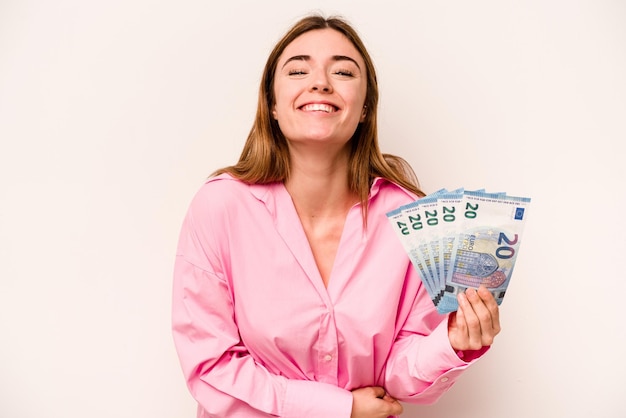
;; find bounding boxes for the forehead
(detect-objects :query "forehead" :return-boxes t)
[279,28,365,66]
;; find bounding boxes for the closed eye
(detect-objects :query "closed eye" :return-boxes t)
[334,69,355,77]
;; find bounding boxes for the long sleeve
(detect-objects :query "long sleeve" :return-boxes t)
[383,266,489,404]
[171,182,353,418]
[172,176,490,417]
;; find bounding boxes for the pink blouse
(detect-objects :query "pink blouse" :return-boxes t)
[172,174,487,418]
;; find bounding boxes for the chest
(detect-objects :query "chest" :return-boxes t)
[300,215,347,287]
[223,217,409,379]
[221,207,409,331]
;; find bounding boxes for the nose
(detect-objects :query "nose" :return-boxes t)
[309,70,333,93]
[312,85,331,92]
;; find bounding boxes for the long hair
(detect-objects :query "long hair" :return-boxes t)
[214,14,425,215]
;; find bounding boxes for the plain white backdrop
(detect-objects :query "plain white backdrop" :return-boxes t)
[1,1,625,417]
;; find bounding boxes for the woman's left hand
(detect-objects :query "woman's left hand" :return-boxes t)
[447,286,501,351]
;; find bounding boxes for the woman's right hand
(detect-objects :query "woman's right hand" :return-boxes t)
[350,386,403,418]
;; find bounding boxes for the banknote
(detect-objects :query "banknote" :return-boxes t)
[402,196,441,290]
[387,188,531,314]
[387,189,447,301]
[434,189,465,288]
[387,204,437,300]
[437,191,530,313]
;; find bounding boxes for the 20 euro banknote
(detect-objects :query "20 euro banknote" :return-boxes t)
[387,189,531,314]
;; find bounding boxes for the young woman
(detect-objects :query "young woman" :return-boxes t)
[172,14,500,418]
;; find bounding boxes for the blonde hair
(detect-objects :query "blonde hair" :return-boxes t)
[214,14,425,215]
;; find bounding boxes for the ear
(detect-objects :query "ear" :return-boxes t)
[272,104,278,120]
[360,105,367,122]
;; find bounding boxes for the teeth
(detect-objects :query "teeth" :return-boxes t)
[301,103,335,113]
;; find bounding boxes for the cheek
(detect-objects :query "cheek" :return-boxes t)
[346,83,367,110]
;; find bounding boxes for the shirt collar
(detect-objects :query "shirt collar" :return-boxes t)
[369,177,387,200]
[247,176,391,204]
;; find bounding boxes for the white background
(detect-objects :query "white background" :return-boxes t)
[1,1,625,417]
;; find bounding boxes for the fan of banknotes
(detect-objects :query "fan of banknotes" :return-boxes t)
[387,189,531,314]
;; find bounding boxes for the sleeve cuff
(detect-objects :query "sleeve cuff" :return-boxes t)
[414,317,488,381]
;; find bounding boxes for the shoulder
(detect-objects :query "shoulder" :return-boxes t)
[193,173,268,203]
[195,173,250,198]
[179,174,274,254]
[187,174,270,219]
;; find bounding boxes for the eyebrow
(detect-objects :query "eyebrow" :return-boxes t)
[281,55,361,70]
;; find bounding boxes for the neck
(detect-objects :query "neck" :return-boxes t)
[284,145,357,219]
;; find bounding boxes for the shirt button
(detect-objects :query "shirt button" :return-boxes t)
[440,377,449,383]
[323,354,333,362]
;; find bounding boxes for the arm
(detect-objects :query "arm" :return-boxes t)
[383,269,492,404]
[171,195,354,418]
[172,256,354,418]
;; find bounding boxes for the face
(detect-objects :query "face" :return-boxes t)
[272,29,368,148]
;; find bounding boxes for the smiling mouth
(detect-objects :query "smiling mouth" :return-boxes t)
[300,103,337,113]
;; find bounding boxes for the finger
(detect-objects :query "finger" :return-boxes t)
[450,293,474,351]
[373,387,403,417]
[388,398,404,416]
[477,286,501,335]
[371,386,386,399]
[451,304,467,338]
[466,288,497,346]
[382,392,394,402]
[458,290,483,349]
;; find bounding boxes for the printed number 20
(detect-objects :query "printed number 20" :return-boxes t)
[496,232,518,259]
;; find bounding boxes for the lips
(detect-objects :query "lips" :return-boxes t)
[299,103,338,113]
